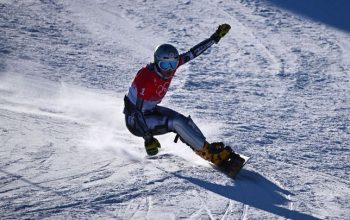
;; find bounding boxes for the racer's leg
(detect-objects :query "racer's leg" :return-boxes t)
[149,106,206,150]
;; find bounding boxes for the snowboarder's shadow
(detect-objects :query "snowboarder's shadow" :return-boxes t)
[174,169,320,220]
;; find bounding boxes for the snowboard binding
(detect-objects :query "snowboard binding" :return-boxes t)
[217,151,246,178]
[196,142,246,178]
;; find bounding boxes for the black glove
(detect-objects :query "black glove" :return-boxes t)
[211,23,231,43]
[144,136,161,156]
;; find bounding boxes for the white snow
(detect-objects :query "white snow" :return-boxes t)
[1,0,349,219]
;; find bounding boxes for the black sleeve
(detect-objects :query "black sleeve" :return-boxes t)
[134,97,152,140]
[180,37,217,64]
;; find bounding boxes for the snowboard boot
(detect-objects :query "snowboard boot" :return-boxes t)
[144,137,161,156]
[195,142,245,177]
[195,142,233,166]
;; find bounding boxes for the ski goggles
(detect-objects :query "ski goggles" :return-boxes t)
[158,60,178,71]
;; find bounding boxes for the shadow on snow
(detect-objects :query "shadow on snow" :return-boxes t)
[263,0,350,32]
[175,169,320,220]
[1,163,320,219]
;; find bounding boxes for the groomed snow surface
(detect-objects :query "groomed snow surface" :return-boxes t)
[1,0,349,219]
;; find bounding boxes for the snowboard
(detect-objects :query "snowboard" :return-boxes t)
[211,154,250,179]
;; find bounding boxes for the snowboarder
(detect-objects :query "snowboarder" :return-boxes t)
[123,24,245,177]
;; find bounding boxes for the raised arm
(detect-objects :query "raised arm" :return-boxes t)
[180,24,231,64]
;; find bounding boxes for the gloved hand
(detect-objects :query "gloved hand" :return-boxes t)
[211,23,231,43]
[144,136,161,156]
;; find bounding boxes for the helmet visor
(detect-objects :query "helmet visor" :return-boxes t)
[158,60,178,71]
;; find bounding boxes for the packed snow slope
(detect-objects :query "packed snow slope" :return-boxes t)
[1,0,349,219]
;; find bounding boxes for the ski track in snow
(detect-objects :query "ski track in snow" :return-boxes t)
[1,0,350,219]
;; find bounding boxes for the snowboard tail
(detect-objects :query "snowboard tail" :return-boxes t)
[215,154,250,178]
